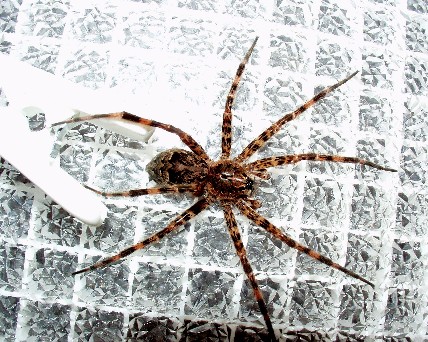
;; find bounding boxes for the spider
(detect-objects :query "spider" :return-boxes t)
[53,37,396,341]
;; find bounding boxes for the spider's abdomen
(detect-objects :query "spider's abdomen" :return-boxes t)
[146,148,209,186]
[205,160,254,202]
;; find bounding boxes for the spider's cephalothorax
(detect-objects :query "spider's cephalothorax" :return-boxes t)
[205,159,254,202]
[53,37,397,342]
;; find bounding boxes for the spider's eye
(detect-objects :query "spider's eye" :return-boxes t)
[220,172,231,180]
[245,178,253,190]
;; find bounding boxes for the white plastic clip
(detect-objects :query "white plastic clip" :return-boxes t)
[0,54,154,225]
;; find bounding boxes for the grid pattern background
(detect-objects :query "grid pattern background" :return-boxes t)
[1,0,427,341]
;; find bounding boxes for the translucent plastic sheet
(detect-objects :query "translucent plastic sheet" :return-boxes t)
[0,0,427,340]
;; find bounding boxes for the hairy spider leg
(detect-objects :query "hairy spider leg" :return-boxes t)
[52,112,210,161]
[236,71,359,163]
[222,203,277,341]
[84,184,197,197]
[236,199,374,287]
[221,37,258,159]
[246,154,397,173]
[72,198,209,275]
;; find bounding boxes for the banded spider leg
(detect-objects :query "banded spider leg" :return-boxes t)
[53,37,396,341]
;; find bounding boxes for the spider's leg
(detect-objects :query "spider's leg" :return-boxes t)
[236,199,374,287]
[246,154,397,173]
[72,198,209,275]
[52,112,209,161]
[236,71,359,162]
[249,169,271,180]
[222,203,277,342]
[221,37,258,159]
[84,184,197,197]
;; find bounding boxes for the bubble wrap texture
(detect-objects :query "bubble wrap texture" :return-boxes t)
[0,0,427,341]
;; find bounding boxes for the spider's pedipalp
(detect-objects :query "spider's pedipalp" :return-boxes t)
[84,184,197,197]
[222,203,277,341]
[236,199,374,288]
[221,37,258,159]
[247,154,397,173]
[52,112,210,161]
[236,71,359,163]
[72,198,209,275]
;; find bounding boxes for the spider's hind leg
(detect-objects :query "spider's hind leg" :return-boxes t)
[84,184,197,197]
[52,112,209,161]
[73,198,209,275]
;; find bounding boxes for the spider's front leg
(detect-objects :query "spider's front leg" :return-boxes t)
[246,154,397,173]
[236,199,374,287]
[236,71,359,162]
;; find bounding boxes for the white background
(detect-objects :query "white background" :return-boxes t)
[0,0,427,341]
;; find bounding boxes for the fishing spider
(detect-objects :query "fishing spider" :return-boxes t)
[53,37,396,341]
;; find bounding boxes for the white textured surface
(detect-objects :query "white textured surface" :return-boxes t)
[0,0,427,341]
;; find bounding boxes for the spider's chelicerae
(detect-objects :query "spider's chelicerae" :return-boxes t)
[54,37,396,341]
